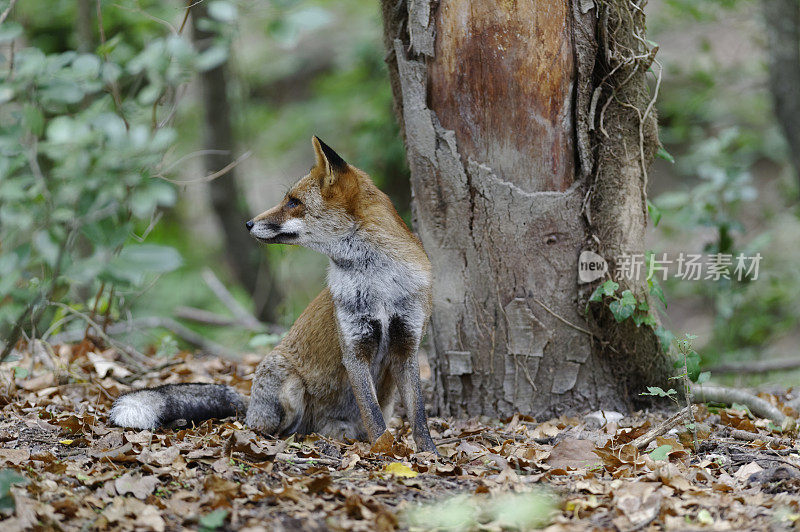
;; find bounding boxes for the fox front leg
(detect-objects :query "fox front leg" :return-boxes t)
[341,318,388,444]
[388,316,438,454]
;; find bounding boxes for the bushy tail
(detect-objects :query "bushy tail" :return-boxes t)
[109,383,246,430]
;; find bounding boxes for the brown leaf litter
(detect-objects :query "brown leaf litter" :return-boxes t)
[1,343,798,530]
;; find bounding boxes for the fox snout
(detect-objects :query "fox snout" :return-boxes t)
[246,214,301,244]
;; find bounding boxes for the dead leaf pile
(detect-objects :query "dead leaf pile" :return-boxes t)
[1,343,798,530]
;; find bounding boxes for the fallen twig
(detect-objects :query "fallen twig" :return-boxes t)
[274,453,339,466]
[708,357,800,375]
[49,316,240,360]
[201,268,263,331]
[48,302,149,371]
[174,306,249,328]
[632,407,692,449]
[727,429,786,447]
[692,385,787,425]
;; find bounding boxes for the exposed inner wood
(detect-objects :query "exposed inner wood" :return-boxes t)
[428,0,575,192]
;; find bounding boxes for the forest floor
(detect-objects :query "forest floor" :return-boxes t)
[1,343,799,531]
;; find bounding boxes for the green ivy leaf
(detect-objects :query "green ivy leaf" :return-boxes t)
[641,386,677,398]
[649,444,672,461]
[648,277,666,308]
[696,371,711,384]
[656,146,675,163]
[199,509,228,531]
[647,200,662,226]
[589,280,619,303]
[685,351,701,381]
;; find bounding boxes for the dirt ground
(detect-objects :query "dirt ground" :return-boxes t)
[1,342,799,531]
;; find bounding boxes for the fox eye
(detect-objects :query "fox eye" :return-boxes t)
[286,197,301,209]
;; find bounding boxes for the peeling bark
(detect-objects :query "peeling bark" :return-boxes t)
[382,0,672,418]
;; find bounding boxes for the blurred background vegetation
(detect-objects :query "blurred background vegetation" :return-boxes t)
[1,0,798,386]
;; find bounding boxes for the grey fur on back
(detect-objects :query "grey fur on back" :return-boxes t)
[109,383,246,430]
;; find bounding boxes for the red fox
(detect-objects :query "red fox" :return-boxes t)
[110,137,438,453]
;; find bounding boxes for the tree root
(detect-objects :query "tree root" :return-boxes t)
[691,385,787,425]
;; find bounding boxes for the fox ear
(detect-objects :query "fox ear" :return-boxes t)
[312,136,347,187]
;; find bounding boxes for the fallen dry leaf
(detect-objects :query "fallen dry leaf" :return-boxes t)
[546,439,599,470]
[114,473,159,499]
[384,462,418,478]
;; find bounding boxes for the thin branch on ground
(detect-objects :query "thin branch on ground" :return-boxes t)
[707,357,800,375]
[727,428,787,447]
[692,384,787,425]
[274,453,339,466]
[49,315,241,361]
[48,302,150,371]
[632,407,692,449]
[174,307,248,328]
[201,268,264,331]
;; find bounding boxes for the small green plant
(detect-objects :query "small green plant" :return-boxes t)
[588,278,663,329]
[672,334,701,448]
[640,386,678,403]
[640,334,710,450]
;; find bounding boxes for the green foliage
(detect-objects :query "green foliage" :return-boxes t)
[588,280,657,329]
[655,129,758,256]
[0,3,213,340]
[653,126,799,360]
[649,0,800,373]
[673,334,702,382]
[640,386,678,399]
[661,0,746,23]
[588,280,618,302]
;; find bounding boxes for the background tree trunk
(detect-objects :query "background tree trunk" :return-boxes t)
[763,0,800,181]
[191,6,281,322]
[382,0,672,418]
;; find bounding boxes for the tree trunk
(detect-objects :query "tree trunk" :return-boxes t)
[382,0,672,418]
[75,0,94,53]
[191,6,281,322]
[763,0,800,181]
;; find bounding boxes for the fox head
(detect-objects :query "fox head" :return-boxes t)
[246,136,383,256]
